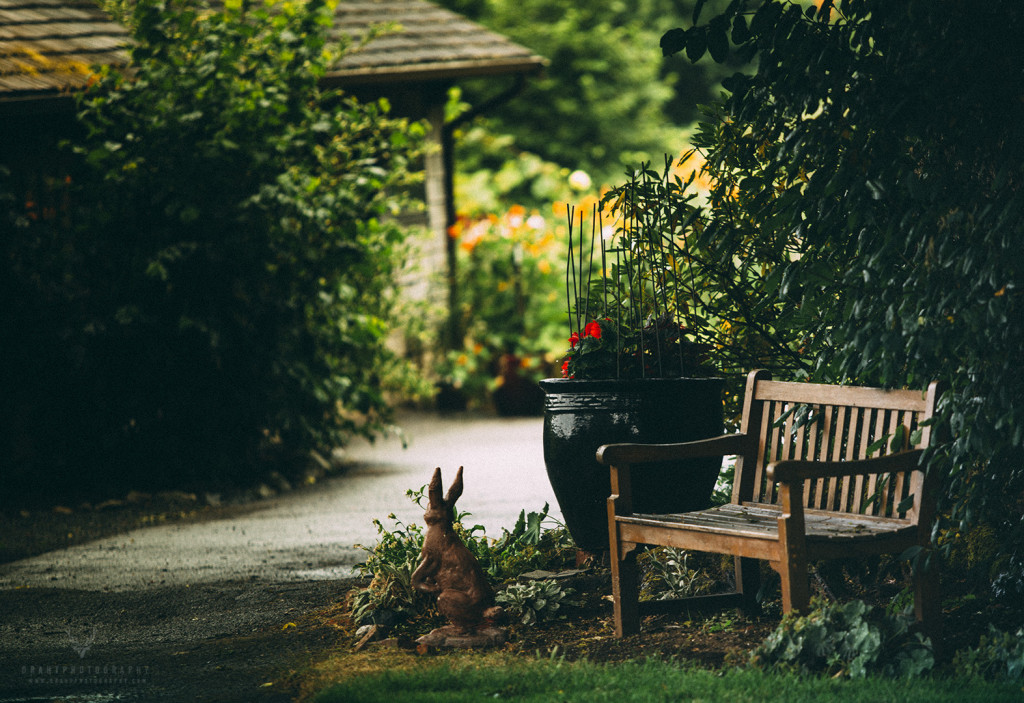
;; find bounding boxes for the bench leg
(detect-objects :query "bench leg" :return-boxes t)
[611,542,641,637]
[735,556,761,616]
[776,492,810,615]
[775,548,810,615]
[914,552,942,649]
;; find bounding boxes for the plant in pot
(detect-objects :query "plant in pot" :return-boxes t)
[541,159,725,553]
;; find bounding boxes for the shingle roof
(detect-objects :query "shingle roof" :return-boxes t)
[0,0,544,110]
[0,0,129,105]
[328,0,546,86]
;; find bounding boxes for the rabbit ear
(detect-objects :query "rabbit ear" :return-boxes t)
[427,467,443,508]
[444,466,464,507]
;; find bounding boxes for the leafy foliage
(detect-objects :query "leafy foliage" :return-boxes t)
[639,547,715,601]
[657,0,1024,553]
[351,508,432,624]
[1,0,426,495]
[495,579,581,625]
[750,599,934,679]
[954,626,1024,683]
[463,504,577,582]
[563,160,761,381]
[442,148,611,407]
[438,1,747,185]
[351,485,576,623]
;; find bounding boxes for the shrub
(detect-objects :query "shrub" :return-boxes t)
[441,140,607,407]
[750,599,934,679]
[441,203,566,406]
[1,0,425,496]
[954,626,1024,683]
[659,0,1024,564]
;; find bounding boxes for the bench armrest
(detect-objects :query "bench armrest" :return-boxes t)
[767,449,925,484]
[597,433,754,466]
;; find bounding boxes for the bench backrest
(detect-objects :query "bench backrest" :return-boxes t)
[734,370,941,522]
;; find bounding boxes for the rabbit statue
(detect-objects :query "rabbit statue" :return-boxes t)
[411,466,503,634]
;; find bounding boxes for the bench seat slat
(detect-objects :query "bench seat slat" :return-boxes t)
[619,503,913,543]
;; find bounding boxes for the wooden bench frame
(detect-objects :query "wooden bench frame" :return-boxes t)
[599,369,942,639]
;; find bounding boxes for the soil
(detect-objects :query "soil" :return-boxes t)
[343,565,1015,669]
[1,496,1020,702]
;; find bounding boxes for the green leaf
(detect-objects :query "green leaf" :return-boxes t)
[751,0,782,36]
[707,17,730,63]
[661,28,688,57]
[692,0,708,25]
[890,425,908,451]
[897,495,916,514]
[866,435,889,455]
[731,14,751,44]
[686,28,708,63]
[898,545,923,562]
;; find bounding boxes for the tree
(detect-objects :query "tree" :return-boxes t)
[659,0,1024,568]
[0,0,425,498]
[439,0,739,185]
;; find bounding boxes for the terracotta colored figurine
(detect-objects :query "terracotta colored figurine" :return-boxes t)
[411,467,504,643]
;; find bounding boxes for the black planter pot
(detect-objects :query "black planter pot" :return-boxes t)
[540,377,725,552]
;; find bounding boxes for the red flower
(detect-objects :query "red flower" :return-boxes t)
[569,332,580,348]
[584,320,602,339]
[561,359,570,378]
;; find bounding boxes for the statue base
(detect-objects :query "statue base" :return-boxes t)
[415,625,508,649]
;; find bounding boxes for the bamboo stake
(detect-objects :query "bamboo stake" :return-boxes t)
[583,208,596,327]
[566,205,577,339]
[599,208,608,318]
[631,174,646,379]
[614,218,622,379]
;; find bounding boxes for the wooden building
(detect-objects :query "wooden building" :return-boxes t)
[0,0,545,342]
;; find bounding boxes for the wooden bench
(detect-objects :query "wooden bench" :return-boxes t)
[599,369,942,638]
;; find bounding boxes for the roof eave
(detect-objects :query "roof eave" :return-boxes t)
[0,92,77,117]
[323,56,546,88]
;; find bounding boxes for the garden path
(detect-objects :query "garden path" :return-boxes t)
[0,411,558,702]
[0,411,557,591]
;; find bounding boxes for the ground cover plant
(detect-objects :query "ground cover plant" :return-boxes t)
[321,489,1024,703]
[349,486,577,632]
[321,490,1024,702]
[749,599,934,678]
[953,625,1024,683]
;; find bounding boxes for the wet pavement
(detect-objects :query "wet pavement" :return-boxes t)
[0,411,560,702]
[0,411,559,591]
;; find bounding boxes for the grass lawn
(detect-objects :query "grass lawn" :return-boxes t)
[308,652,1023,702]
